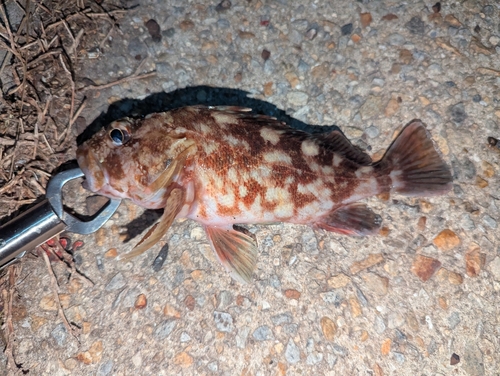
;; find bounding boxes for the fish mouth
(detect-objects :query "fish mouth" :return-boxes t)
[76,146,107,193]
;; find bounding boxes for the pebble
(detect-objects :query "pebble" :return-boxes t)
[374,316,386,334]
[287,92,309,106]
[207,361,218,372]
[349,297,362,318]
[411,255,442,281]
[448,312,461,329]
[96,360,114,376]
[362,273,389,295]
[360,96,383,120]
[381,338,391,355]
[445,14,462,28]
[365,125,379,138]
[341,23,353,36]
[180,332,191,342]
[388,312,405,329]
[145,19,162,42]
[253,325,274,341]
[284,289,301,299]
[217,290,233,309]
[385,98,400,117]
[235,327,250,349]
[285,339,301,364]
[327,273,351,289]
[465,244,485,277]
[51,323,67,347]
[213,311,234,332]
[271,312,293,326]
[154,320,177,343]
[489,257,500,281]
[360,13,372,28]
[388,33,406,46]
[173,352,193,368]
[134,294,147,309]
[406,16,425,35]
[482,215,497,229]
[320,316,337,341]
[450,353,460,366]
[433,229,460,251]
[449,103,467,124]
[350,253,384,274]
[105,273,126,291]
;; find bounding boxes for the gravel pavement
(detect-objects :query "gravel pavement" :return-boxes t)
[2,0,500,375]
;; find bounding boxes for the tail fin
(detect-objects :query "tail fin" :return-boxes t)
[375,120,452,196]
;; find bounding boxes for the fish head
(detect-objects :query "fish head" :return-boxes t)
[76,115,194,208]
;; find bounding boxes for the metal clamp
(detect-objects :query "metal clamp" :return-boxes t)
[0,168,121,269]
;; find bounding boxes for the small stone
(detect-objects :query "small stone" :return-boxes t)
[261,49,271,61]
[351,34,361,43]
[64,358,77,370]
[373,363,384,376]
[448,271,463,285]
[406,16,425,35]
[465,244,485,277]
[365,125,379,139]
[483,215,497,229]
[173,352,193,368]
[417,217,427,231]
[97,360,113,376]
[388,33,405,46]
[163,27,175,37]
[305,27,318,40]
[238,31,255,39]
[450,353,460,365]
[438,296,448,310]
[77,352,93,365]
[185,295,195,311]
[287,92,309,106]
[384,98,399,117]
[327,273,351,288]
[350,253,384,274]
[285,339,300,364]
[40,295,57,311]
[284,289,301,299]
[490,257,500,281]
[88,341,103,363]
[104,248,118,258]
[411,255,442,281]
[472,94,482,103]
[145,19,161,42]
[399,49,413,64]
[285,72,299,88]
[163,304,181,318]
[214,311,234,332]
[180,332,191,342]
[253,325,274,341]
[179,20,195,31]
[362,273,389,295]
[349,297,362,317]
[155,320,177,340]
[341,23,353,35]
[215,0,231,12]
[271,312,293,326]
[381,338,391,355]
[448,312,461,329]
[320,316,337,341]
[482,161,495,178]
[311,62,330,79]
[382,14,398,21]
[360,13,372,28]
[263,82,273,96]
[106,273,126,291]
[449,103,467,124]
[433,229,460,251]
[432,2,441,13]
[51,323,67,347]
[134,294,147,309]
[444,15,462,28]
[360,96,383,120]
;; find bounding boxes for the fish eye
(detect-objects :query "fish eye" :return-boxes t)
[109,128,130,146]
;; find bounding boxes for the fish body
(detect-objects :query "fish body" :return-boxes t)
[77,106,452,282]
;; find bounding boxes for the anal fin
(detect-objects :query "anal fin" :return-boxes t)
[205,225,258,283]
[314,203,382,236]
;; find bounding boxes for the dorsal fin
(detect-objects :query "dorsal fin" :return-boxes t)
[314,130,372,165]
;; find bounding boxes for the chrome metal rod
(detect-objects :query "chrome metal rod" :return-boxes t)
[0,199,66,269]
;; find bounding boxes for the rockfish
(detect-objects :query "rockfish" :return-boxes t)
[76,106,452,282]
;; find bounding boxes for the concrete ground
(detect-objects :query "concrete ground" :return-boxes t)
[1,0,500,375]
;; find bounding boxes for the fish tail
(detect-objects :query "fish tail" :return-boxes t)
[375,120,452,196]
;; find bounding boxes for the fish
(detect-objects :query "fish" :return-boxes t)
[76,106,452,283]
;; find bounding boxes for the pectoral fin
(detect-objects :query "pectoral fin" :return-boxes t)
[205,225,258,283]
[118,188,185,261]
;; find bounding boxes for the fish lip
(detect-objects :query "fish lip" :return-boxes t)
[76,146,107,193]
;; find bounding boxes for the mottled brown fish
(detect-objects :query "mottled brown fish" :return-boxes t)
[76,106,452,282]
